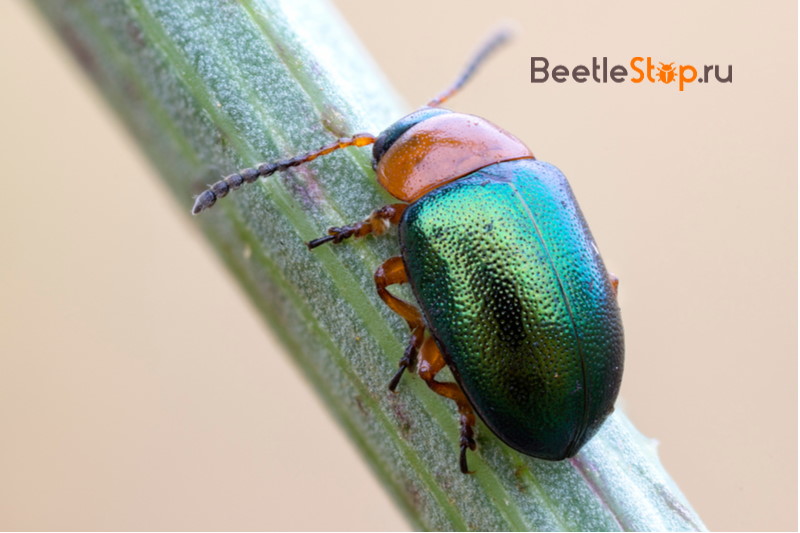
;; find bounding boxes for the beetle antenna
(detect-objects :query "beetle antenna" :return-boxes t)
[192,133,376,215]
[426,28,512,108]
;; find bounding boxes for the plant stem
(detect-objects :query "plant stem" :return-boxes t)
[32,0,706,530]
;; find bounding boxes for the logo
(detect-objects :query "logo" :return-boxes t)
[655,62,676,84]
[530,57,733,92]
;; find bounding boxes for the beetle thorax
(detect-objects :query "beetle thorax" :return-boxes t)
[374,111,534,203]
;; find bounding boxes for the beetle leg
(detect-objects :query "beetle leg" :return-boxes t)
[375,257,423,330]
[418,335,478,474]
[389,326,425,391]
[307,203,407,249]
[374,256,426,390]
[609,272,619,296]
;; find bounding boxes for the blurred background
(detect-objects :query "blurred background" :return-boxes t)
[0,0,795,530]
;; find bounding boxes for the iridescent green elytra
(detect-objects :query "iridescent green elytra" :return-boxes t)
[400,159,624,459]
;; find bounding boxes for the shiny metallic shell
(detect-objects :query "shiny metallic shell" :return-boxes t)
[399,159,624,459]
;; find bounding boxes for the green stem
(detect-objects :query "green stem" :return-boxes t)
[32,0,706,530]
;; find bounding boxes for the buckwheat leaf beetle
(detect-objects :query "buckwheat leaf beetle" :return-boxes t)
[192,30,624,474]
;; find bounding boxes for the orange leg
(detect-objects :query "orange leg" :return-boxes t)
[307,203,407,249]
[310,216,477,472]
[609,272,619,296]
[418,336,478,474]
[374,256,425,391]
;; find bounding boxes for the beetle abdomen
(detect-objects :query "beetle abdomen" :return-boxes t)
[399,159,624,459]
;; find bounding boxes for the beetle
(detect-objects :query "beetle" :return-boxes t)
[656,62,676,84]
[192,31,624,473]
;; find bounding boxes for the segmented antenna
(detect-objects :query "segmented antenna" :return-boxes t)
[192,133,376,215]
[427,28,511,108]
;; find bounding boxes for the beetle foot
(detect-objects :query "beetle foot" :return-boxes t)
[306,226,355,249]
[459,416,477,474]
[306,234,336,249]
[388,365,407,392]
[459,440,477,474]
[388,328,424,391]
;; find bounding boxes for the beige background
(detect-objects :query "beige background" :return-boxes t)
[0,0,795,530]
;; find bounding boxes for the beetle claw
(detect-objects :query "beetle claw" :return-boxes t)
[388,365,407,392]
[388,327,424,391]
[460,444,475,474]
[459,429,477,474]
[306,234,336,249]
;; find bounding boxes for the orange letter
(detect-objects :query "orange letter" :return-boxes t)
[679,65,697,91]
[630,57,644,83]
[646,57,656,82]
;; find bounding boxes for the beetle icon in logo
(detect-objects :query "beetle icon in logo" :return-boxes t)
[656,62,677,83]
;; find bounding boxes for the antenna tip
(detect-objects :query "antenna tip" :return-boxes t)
[192,190,216,215]
[491,21,518,42]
